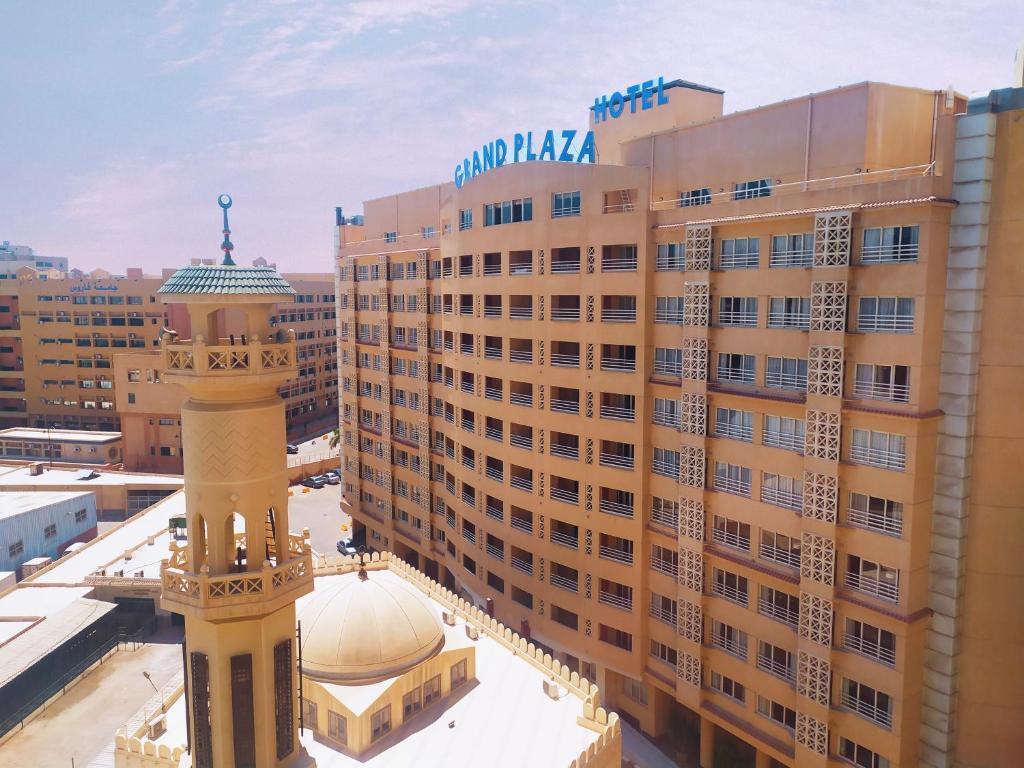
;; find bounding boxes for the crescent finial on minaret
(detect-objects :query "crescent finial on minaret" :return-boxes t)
[218,193,235,266]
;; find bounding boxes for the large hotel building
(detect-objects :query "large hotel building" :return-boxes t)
[336,80,1023,768]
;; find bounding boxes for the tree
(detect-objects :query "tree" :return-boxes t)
[329,427,340,451]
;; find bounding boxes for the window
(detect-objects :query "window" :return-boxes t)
[551,604,579,630]
[757,641,795,682]
[734,178,772,200]
[841,678,893,727]
[714,407,753,441]
[651,447,680,478]
[717,353,755,384]
[710,671,746,702]
[854,363,909,402]
[718,296,757,326]
[327,711,347,745]
[719,237,759,269]
[759,530,801,569]
[712,515,750,550]
[650,496,678,528]
[403,687,422,719]
[654,296,684,324]
[621,676,647,705]
[484,198,532,226]
[844,618,896,666]
[127,393,136,404]
[552,191,581,218]
[861,225,919,263]
[650,639,677,666]
[75,508,88,523]
[384,231,397,244]
[847,555,899,601]
[423,674,442,706]
[851,428,906,471]
[762,415,804,452]
[8,540,23,558]
[712,568,748,605]
[370,705,392,741]
[44,523,57,538]
[679,187,711,207]
[599,624,633,651]
[656,243,684,271]
[756,696,796,730]
[839,738,890,768]
[710,620,748,659]
[302,698,318,730]
[652,398,681,428]
[714,462,751,497]
[767,296,810,329]
[759,585,799,626]
[458,208,473,231]
[761,472,803,511]
[770,233,813,267]
[450,659,467,689]
[765,356,807,390]
[857,297,915,333]
[654,347,682,377]
[848,492,903,536]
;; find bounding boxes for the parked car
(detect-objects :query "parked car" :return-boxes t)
[324,469,341,484]
[301,475,327,489]
[336,537,358,556]
[286,444,299,454]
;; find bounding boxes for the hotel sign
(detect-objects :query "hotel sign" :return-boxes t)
[452,76,670,189]
[454,130,595,189]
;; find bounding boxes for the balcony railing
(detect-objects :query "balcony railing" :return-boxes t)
[715,422,753,442]
[757,653,796,682]
[550,573,578,593]
[858,314,913,333]
[551,307,580,321]
[718,311,758,327]
[762,430,803,452]
[861,243,918,263]
[485,426,503,442]
[765,371,807,390]
[460,381,474,394]
[649,604,676,627]
[551,260,580,274]
[712,528,751,551]
[550,530,578,549]
[509,349,533,363]
[653,360,682,377]
[760,486,803,512]
[550,353,579,368]
[509,307,533,320]
[483,263,502,276]
[712,581,748,606]
[510,475,533,492]
[484,306,502,318]
[510,517,533,535]
[510,434,533,450]
[510,555,533,575]
[711,633,747,659]
[767,312,810,330]
[462,528,476,545]
[651,459,679,479]
[844,632,896,667]
[602,308,636,322]
[840,691,893,728]
[485,346,502,360]
[550,398,579,414]
[599,545,633,565]
[651,558,678,579]
[717,367,755,385]
[486,503,504,522]
[460,342,474,355]
[510,392,533,407]
[850,445,906,471]
[550,486,579,505]
[486,466,503,482]
[599,404,634,421]
[600,357,636,372]
[847,507,903,536]
[599,590,632,611]
[599,498,633,518]
[770,248,812,268]
[486,542,504,560]
[485,387,502,402]
[846,572,899,602]
[760,544,800,569]
[652,410,681,428]
[601,255,638,272]
[853,380,910,403]
[714,475,751,497]
[509,263,533,276]
[600,452,634,470]
[758,598,798,627]
[550,443,578,460]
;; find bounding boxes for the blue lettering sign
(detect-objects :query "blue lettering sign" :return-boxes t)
[592,75,670,123]
[455,130,595,188]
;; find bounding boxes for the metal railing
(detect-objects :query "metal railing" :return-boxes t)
[712,528,751,551]
[462,528,476,545]
[762,430,804,452]
[844,632,897,666]
[711,633,747,659]
[840,691,893,728]
[460,343,474,355]
[483,263,502,276]
[509,307,533,320]
[510,516,533,534]
[861,243,918,263]
[715,421,753,442]
[847,506,903,536]
[510,475,533,492]
[550,486,579,505]
[602,308,636,322]
[551,307,580,320]
[550,530,579,549]
[511,555,533,574]
[767,312,810,329]
[758,598,798,627]
[485,426,503,442]
[600,452,634,469]
[757,653,796,682]
[550,573,578,592]
[719,252,759,269]
[769,248,812,268]
[510,263,533,275]
[550,353,579,367]
[510,433,533,450]
[486,542,504,560]
[509,392,533,407]
[656,255,684,271]
[717,367,755,385]
[650,558,678,579]
[485,386,502,401]
[649,604,677,626]
[846,572,899,602]
[461,491,475,507]
[509,349,533,363]
[765,371,806,390]
[858,313,914,333]
[550,260,580,274]
[651,459,679,479]
[486,503,504,522]
[600,357,636,372]
[853,380,910,402]
[718,310,758,327]
[599,498,633,518]
[484,305,502,317]
[654,360,682,376]
[485,466,503,482]
[599,590,633,611]
[714,474,751,497]
[601,256,638,272]
[760,486,803,512]
[485,346,502,359]
[652,410,681,428]
[599,545,633,565]
[712,580,747,606]
[850,445,906,471]
[760,544,800,569]
[550,443,578,459]
[600,404,634,421]
[550,398,579,414]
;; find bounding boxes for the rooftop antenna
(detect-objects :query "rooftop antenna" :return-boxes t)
[218,194,235,266]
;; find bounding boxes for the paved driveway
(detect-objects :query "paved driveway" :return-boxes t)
[287,482,350,557]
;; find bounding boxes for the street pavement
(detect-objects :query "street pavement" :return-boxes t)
[287,482,350,558]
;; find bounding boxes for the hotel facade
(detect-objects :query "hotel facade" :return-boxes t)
[336,81,1024,767]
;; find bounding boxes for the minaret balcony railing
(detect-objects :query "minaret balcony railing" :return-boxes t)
[163,337,295,376]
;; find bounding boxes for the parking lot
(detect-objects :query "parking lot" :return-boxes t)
[287,481,351,557]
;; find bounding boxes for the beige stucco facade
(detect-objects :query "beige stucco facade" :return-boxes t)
[336,80,1024,768]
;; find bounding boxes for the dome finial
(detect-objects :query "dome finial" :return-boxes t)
[218,194,235,266]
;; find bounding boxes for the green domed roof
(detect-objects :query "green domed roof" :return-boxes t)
[158,264,295,296]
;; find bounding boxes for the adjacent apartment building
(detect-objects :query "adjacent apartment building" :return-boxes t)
[336,79,1024,768]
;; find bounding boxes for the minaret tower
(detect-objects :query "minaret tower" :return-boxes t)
[159,194,313,768]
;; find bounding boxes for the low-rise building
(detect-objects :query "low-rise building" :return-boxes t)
[0,490,97,575]
[0,427,122,466]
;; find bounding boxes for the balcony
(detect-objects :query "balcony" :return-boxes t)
[511,554,533,575]
[486,542,504,560]
[600,357,635,373]
[760,486,802,512]
[462,528,477,545]
[765,370,806,390]
[853,379,910,403]
[758,597,798,627]
[762,430,803,452]
[655,309,684,324]
[163,338,296,379]
[510,432,533,450]
[718,311,758,327]
[550,442,578,460]
[714,474,751,497]
[486,465,503,483]
[509,306,533,320]
[600,404,634,422]
[484,305,502,318]
[550,352,579,368]
[715,421,753,442]
[599,452,634,470]
[509,392,533,407]
[847,506,903,536]
[711,633,747,659]
[760,544,800,569]
[601,247,638,272]
[550,573,578,593]
[461,490,475,507]
[599,589,632,611]
[712,580,747,606]
[509,349,533,363]
[510,516,533,535]
[651,558,678,579]
[651,459,679,479]
[846,572,899,602]
[550,398,579,415]
[844,632,897,667]
[551,306,580,321]
[712,528,751,551]
[770,247,812,268]
[649,603,676,627]
[757,653,795,682]
[510,474,533,492]
[602,308,636,323]
[767,311,810,330]
[858,314,913,333]
[598,545,633,565]
[486,502,503,522]
[861,242,918,264]
[551,249,581,274]
[653,410,681,428]
[840,690,892,729]
[485,425,503,442]
[850,445,906,472]
[550,530,579,549]
[653,360,682,377]
[485,386,502,402]
[550,486,579,505]
[460,342,473,355]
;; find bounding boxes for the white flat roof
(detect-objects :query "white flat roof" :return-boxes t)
[0,428,121,443]
[158,568,603,767]
[0,490,95,521]
[0,465,183,487]
[27,491,185,585]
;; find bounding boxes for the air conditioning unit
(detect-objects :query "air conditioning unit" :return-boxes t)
[147,716,167,740]
[542,679,562,701]
[464,624,479,641]
[442,611,456,626]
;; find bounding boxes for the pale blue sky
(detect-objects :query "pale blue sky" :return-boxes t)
[1,0,1020,273]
